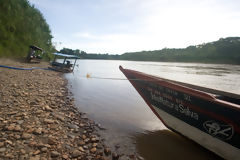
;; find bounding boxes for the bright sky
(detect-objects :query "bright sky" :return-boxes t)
[29,0,240,54]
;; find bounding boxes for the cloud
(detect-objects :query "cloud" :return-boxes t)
[74,32,98,39]
[32,0,240,54]
[59,31,166,54]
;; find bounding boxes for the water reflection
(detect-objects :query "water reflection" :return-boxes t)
[135,130,223,160]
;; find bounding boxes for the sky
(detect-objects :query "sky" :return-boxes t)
[29,0,240,54]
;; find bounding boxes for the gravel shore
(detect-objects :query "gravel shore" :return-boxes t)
[0,59,112,160]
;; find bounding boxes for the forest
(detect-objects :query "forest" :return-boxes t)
[0,0,54,59]
[60,37,240,64]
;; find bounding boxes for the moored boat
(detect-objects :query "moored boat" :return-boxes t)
[49,53,79,73]
[26,45,44,63]
[119,66,240,160]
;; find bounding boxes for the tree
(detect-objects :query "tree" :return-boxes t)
[0,0,54,58]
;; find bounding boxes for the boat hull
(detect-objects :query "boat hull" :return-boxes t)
[120,66,240,160]
[48,66,73,73]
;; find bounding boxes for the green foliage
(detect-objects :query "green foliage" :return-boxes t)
[119,37,240,64]
[0,0,54,59]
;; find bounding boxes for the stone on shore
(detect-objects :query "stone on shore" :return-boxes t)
[71,149,82,158]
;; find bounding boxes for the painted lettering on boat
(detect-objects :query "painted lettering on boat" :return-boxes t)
[165,88,178,96]
[149,87,199,120]
[176,104,198,120]
[203,120,234,140]
[184,94,191,102]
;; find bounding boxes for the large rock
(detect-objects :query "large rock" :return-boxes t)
[71,149,82,158]
[90,147,97,153]
[43,105,53,112]
[22,133,32,139]
[33,128,42,135]
[43,119,55,124]
[51,151,60,158]
[0,142,4,147]
[0,147,6,152]
[78,146,84,152]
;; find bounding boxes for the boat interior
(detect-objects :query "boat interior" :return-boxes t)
[164,77,240,106]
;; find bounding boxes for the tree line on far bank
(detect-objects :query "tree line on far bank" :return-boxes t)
[60,37,240,64]
[0,0,54,59]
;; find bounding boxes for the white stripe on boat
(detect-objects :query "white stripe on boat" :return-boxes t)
[152,104,240,160]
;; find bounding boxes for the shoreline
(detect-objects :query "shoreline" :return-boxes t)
[0,59,112,159]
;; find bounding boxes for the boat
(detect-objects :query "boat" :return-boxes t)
[119,66,240,160]
[48,52,79,73]
[26,45,44,63]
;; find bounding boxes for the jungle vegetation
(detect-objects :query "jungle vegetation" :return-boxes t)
[0,0,54,59]
[60,37,240,64]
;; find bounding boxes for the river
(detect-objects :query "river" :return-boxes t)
[65,60,239,160]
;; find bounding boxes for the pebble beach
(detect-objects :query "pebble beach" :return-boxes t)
[0,59,113,160]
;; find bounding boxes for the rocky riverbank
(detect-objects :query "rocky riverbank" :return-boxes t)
[0,59,113,160]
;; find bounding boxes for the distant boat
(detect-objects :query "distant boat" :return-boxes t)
[49,53,79,73]
[26,45,44,63]
[119,66,240,160]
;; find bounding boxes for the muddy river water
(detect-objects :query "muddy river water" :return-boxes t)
[65,60,239,160]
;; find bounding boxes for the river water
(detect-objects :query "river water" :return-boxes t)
[65,60,240,160]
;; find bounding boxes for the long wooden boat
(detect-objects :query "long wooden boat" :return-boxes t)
[119,66,240,160]
[48,53,79,73]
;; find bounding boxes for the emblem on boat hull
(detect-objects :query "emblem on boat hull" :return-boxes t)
[203,120,234,140]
